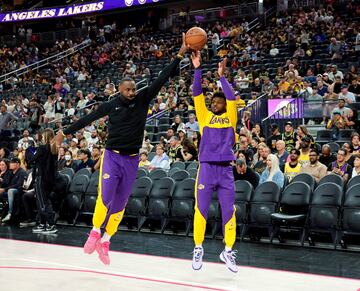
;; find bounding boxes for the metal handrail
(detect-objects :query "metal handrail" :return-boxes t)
[0,39,91,84]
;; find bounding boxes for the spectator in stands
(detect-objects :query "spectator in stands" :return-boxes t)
[276,140,289,170]
[0,147,10,159]
[259,154,284,189]
[233,158,259,189]
[69,138,79,159]
[269,44,279,57]
[282,121,297,152]
[331,99,352,118]
[338,84,356,104]
[351,154,360,179]
[64,150,78,172]
[192,131,201,151]
[0,104,17,135]
[43,95,55,124]
[0,157,27,223]
[327,109,346,140]
[54,94,65,121]
[0,159,12,189]
[76,91,87,110]
[284,148,302,182]
[350,133,360,153]
[251,78,262,93]
[57,146,66,171]
[149,145,170,172]
[327,149,352,183]
[329,38,342,60]
[349,78,360,97]
[171,115,186,133]
[185,113,199,139]
[251,123,265,142]
[139,151,151,168]
[301,149,327,183]
[18,130,35,151]
[92,145,101,170]
[178,129,187,143]
[235,70,250,91]
[298,136,311,167]
[342,143,354,167]
[235,134,254,166]
[254,146,270,175]
[296,125,314,149]
[87,130,99,151]
[267,124,282,153]
[332,76,344,95]
[319,144,336,167]
[180,138,198,162]
[241,111,253,131]
[77,149,95,171]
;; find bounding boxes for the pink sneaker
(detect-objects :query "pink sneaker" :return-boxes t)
[96,240,110,265]
[83,230,101,254]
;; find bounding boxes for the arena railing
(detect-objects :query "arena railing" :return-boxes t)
[170,3,260,25]
[0,39,91,84]
[238,92,269,125]
[262,98,304,138]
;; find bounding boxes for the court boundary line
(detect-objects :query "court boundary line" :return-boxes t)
[0,237,359,283]
[0,266,232,291]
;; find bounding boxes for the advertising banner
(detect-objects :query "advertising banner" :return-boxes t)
[0,0,161,23]
[268,98,304,119]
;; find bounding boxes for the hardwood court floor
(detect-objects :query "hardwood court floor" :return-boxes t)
[0,226,359,291]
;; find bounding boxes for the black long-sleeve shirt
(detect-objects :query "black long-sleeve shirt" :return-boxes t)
[63,57,181,154]
[28,144,57,191]
[5,168,27,191]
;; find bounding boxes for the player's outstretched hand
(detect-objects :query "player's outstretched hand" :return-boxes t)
[191,51,201,69]
[218,57,227,77]
[178,32,188,57]
[53,130,65,146]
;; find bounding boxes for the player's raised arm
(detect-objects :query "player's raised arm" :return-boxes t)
[218,58,238,131]
[143,33,188,104]
[192,51,209,126]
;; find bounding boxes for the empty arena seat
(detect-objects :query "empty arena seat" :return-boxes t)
[171,161,186,170]
[146,177,176,232]
[241,181,281,239]
[270,182,312,244]
[74,168,92,179]
[137,168,149,179]
[291,173,316,191]
[169,178,196,235]
[125,177,153,230]
[149,169,168,181]
[234,180,253,235]
[170,170,190,182]
[318,174,344,189]
[60,167,75,179]
[304,183,343,247]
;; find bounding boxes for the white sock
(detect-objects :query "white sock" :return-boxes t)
[101,232,112,243]
[92,227,101,234]
[225,246,232,252]
[195,244,202,249]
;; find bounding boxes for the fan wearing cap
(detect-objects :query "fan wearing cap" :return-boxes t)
[0,157,27,224]
[338,84,356,105]
[190,51,238,272]
[327,109,346,131]
[282,121,297,153]
[267,124,282,153]
[298,136,311,166]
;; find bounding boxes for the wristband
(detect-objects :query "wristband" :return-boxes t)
[62,131,66,137]
[177,54,184,60]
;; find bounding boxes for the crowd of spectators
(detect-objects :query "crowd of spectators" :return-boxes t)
[0,3,360,227]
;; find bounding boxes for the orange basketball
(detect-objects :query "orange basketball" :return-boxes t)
[185,27,207,51]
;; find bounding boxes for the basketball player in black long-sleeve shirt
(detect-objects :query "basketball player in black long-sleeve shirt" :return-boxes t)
[55,34,188,265]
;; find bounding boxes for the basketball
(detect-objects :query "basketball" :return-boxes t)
[185,27,208,51]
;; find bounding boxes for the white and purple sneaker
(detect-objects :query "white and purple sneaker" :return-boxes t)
[192,246,204,270]
[220,249,238,273]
